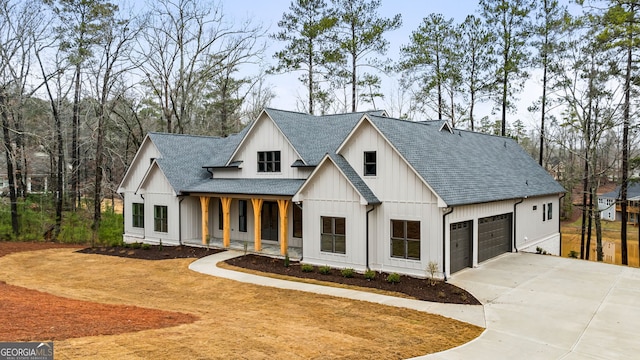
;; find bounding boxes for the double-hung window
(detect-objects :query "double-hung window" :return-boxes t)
[154,205,168,233]
[257,151,281,172]
[132,203,144,228]
[238,200,247,232]
[364,151,376,176]
[391,220,420,260]
[321,216,345,254]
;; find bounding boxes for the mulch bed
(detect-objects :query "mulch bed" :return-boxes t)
[0,242,197,341]
[77,244,224,260]
[225,254,480,305]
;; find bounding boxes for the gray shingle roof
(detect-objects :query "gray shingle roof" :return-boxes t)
[328,153,380,205]
[148,131,244,194]
[182,178,305,196]
[601,183,640,200]
[264,108,385,165]
[367,115,565,206]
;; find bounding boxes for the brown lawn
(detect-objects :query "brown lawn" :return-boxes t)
[562,221,640,267]
[0,244,483,360]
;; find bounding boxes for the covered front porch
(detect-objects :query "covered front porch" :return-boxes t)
[182,236,302,259]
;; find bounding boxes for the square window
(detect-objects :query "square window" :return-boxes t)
[390,219,421,260]
[257,151,281,173]
[320,216,346,254]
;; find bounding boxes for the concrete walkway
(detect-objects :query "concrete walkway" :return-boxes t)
[189,251,485,327]
[190,251,640,359]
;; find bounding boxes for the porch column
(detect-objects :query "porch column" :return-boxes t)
[251,198,264,252]
[199,196,210,245]
[221,197,232,247]
[277,199,290,255]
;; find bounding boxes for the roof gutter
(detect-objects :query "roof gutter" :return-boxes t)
[178,196,185,246]
[442,207,454,281]
[513,198,525,253]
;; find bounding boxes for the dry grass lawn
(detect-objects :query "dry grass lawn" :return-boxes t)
[562,221,640,267]
[0,248,483,359]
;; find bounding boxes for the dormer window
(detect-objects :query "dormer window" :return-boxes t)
[364,151,376,176]
[258,151,281,172]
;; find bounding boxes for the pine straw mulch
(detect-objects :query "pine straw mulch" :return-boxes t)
[0,242,197,342]
[0,242,483,359]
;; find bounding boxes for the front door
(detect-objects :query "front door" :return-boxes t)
[261,202,279,241]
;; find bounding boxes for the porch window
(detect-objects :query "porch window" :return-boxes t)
[391,220,420,260]
[132,203,144,228]
[218,201,223,230]
[293,204,302,238]
[321,216,345,254]
[364,151,376,176]
[154,205,168,233]
[547,202,553,220]
[257,151,281,172]
[239,200,247,232]
[543,203,546,221]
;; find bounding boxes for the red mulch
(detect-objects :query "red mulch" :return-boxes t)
[0,242,197,342]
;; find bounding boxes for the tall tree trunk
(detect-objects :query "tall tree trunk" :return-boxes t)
[620,27,632,266]
[351,49,356,112]
[71,64,81,211]
[586,189,593,260]
[308,49,314,114]
[501,54,508,137]
[93,105,105,247]
[539,46,548,166]
[0,91,19,236]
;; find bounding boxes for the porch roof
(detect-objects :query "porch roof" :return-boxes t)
[181,178,305,197]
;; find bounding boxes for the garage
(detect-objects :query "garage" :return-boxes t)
[450,220,473,273]
[478,213,512,263]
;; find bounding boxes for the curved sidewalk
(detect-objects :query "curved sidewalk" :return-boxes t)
[189,250,486,328]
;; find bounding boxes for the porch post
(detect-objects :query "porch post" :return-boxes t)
[199,196,210,245]
[277,199,290,255]
[251,198,264,252]
[221,197,232,247]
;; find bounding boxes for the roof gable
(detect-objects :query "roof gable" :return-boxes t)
[365,115,565,206]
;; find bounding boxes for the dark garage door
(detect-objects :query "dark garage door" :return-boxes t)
[450,220,473,273]
[478,213,512,263]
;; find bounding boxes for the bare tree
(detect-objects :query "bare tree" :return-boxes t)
[139,0,265,134]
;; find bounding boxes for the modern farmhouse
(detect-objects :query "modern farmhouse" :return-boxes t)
[118,108,565,278]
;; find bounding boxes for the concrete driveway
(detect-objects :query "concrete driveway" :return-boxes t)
[420,252,640,359]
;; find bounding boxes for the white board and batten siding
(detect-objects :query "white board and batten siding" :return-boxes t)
[216,114,307,180]
[137,165,181,244]
[299,161,368,270]
[120,139,161,243]
[516,195,561,256]
[340,120,441,277]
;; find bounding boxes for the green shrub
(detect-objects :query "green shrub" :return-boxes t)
[364,269,376,280]
[341,268,355,278]
[141,243,151,250]
[301,264,314,272]
[318,265,331,275]
[568,250,579,259]
[130,242,142,249]
[284,252,290,267]
[386,273,400,284]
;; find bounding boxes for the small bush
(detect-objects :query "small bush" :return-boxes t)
[364,269,376,280]
[386,273,400,284]
[426,261,439,286]
[452,287,463,295]
[284,253,290,268]
[130,242,141,249]
[141,243,151,250]
[568,250,579,259]
[319,265,331,275]
[158,239,163,251]
[437,291,446,299]
[341,268,355,278]
[301,264,314,272]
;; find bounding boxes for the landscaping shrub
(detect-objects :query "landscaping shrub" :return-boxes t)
[130,242,142,249]
[319,265,331,275]
[301,264,314,272]
[284,253,290,267]
[364,269,376,280]
[341,268,355,278]
[142,243,151,250]
[386,273,400,284]
[568,250,579,259]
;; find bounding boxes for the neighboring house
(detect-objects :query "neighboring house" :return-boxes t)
[0,151,50,195]
[118,108,565,278]
[598,183,640,224]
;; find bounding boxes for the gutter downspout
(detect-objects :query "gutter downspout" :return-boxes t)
[513,198,525,253]
[178,196,185,246]
[366,205,377,270]
[442,207,454,281]
[559,193,566,256]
